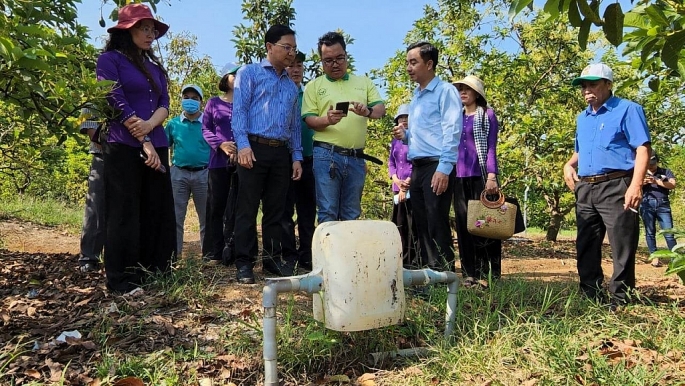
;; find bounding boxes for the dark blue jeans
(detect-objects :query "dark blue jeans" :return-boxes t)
[640,197,677,254]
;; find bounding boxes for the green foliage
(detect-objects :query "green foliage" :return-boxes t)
[232,0,296,64]
[0,0,107,141]
[162,32,220,116]
[511,0,685,78]
[651,229,685,283]
[362,115,394,220]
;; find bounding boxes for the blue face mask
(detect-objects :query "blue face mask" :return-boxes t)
[182,99,200,114]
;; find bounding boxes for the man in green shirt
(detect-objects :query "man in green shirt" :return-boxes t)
[302,32,386,223]
[164,84,210,258]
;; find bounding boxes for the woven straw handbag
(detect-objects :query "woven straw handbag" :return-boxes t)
[466,190,517,240]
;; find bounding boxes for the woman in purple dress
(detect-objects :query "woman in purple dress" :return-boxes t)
[202,63,240,265]
[389,104,419,267]
[97,4,176,293]
[451,76,501,286]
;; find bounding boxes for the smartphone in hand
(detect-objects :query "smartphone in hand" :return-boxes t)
[140,151,167,173]
[335,101,350,115]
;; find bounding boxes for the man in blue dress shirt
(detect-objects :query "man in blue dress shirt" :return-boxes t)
[563,63,651,309]
[393,42,462,271]
[232,24,303,284]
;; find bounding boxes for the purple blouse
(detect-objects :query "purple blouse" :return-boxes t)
[456,108,500,178]
[388,138,412,193]
[96,50,170,148]
[202,96,235,169]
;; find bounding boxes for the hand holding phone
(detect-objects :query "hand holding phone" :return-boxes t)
[335,101,350,115]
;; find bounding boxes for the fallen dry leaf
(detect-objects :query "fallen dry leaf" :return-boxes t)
[23,368,41,379]
[198,378,213,386]
[113,376,145,386]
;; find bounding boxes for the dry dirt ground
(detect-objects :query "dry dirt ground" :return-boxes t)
[1,219,684,385]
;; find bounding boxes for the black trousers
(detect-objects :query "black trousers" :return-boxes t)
[202,166,238,262]
[281,157,316,265]
[234,141,292,268]
[575,176,638,300]
[409,161,455,270]
[452,176,502,279]
[391,198,420,268]
[102,142,176,292]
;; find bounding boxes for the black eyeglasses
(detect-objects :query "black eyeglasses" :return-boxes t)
[322,55,347,66]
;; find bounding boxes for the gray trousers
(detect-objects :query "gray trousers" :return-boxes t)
[575,176,638,301]
[170,166,208,257]
[79,153,106,263]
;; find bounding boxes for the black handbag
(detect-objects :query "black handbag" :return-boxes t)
[505,196,526,234]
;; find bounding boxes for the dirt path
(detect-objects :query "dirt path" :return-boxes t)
[0,219,670,282]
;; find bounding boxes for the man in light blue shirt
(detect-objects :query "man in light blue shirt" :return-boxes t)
[393,41,462,271]
[164,84,210,258]
[232,24,303,283]
[563,63,650,309]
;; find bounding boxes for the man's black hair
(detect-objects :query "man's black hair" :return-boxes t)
[406,41,439,68]
[317,31,346,55]
[265,24,296,45]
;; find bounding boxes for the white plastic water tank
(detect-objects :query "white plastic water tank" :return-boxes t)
[312,220,405,331]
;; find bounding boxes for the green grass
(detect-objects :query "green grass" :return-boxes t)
[89,278,685,385]
[0,195,82,233]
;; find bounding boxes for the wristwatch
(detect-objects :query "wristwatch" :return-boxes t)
[365,106,374,118]
[141,135,151,144]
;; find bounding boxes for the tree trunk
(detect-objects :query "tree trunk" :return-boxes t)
[545,212,563,241]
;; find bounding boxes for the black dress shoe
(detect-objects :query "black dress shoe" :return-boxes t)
[236,265,255,284]
[79,262,100,273]
[263,260,295,277]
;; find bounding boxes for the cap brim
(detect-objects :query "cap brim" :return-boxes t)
[224,66,240,76]
[571,75,603,86]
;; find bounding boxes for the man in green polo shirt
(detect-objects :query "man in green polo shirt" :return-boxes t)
[302,31,386,223]
[165,84,211,258]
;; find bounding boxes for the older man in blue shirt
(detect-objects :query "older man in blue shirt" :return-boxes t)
[563,63,650,309]
[393,41,462,271]
[232,24,303,284]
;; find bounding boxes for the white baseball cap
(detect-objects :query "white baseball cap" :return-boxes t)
[572,63,613,86]
[394,104,409,124]
[181,84,203,100]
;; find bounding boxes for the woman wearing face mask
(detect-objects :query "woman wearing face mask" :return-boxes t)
[97,4,176,293]
[201,63,240,265]
[451,75,501,287]
[164,85,210,259]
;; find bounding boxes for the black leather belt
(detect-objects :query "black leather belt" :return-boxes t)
[579,170,631,183]
[411,157,440,167]
[176,165,208,172]
[248,135,287,147]
[313,141,383,165]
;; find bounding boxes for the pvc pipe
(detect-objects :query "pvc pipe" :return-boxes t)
[402,268,459,339]
[262,268,457,385]
[263,271,323,386]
